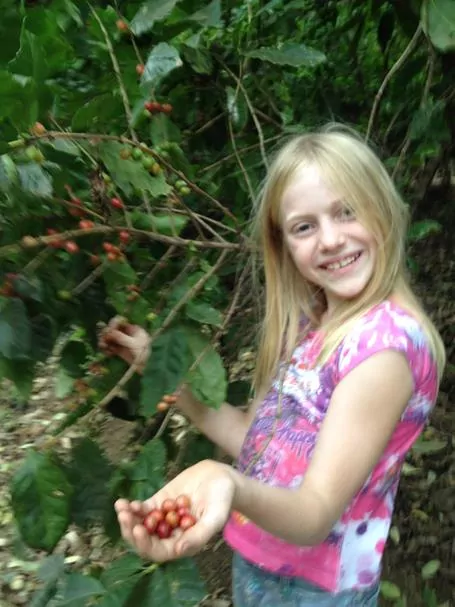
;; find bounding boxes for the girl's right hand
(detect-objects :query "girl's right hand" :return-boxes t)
[99,316,151,369]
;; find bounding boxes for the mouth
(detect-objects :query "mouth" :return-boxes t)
[320,252,362,271]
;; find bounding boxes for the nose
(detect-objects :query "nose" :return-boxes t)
[318,219,345,250]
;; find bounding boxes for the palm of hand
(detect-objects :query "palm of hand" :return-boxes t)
[115,460,235,562]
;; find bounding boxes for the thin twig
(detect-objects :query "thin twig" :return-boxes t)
[200,135,282,174]
[219,60,270,169]
[366,24,422,142]
[190,112,226,136]
[228,116,256,202]
[72,262,107,297]
[392,45,437,180]
[89,5,136,139]
[139,246,177,291]
[0,225,243,259]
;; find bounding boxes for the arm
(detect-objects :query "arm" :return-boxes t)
[176,385,254,460]
[227,350,413,545]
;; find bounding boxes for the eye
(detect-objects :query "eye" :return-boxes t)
[293,222,312,235]
[338,206,355,220]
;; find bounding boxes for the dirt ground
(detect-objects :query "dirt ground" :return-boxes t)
[0,191,454,606]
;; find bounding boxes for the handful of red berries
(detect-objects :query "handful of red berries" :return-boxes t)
[143,494,196,539]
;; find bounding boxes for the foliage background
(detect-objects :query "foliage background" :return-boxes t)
[0,0,453,605]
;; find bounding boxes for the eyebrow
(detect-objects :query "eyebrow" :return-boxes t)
[284,198,345,224]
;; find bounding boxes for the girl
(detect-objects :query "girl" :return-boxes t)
[102,124,445,606]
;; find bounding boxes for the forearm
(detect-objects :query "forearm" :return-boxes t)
[227,465,330,546]
[176,387,251,460]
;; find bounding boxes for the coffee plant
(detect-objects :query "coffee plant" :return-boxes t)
[1,0,453,604]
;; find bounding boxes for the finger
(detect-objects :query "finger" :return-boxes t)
[104,328,134,349]
[114,498,131,514]
[132,523,177,562]
[174,516,220,557]
[117,510,137,545]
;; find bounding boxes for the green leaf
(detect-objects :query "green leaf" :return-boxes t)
[97,142,172,198]
[412,437,447,454]
[60,340,88,378]
[408,99,448,142]
[185,327,227,408]
[140,326,191,416]
[185,300,222,327]
[98,554,144,606]
[188,0,222,28]
[9,20,48,83]
[103,260,137,295]
[11,450,73,551]
[72,94,122,131]
[55,367,74,399]
[181,35,213,74]
[407,219,442,241]
[421,559,441,580]
[0,70,37,129]
[141,43,183,91]
[245,42,326,67]
[61,573,105,604]
[129,439,167,500]
[380,581,401,600]
[131,0,180,37]
[150,114,182,145]
[131,210,189,235]
[0,297,31,359]
[146,559,207,606]
[2,358,35,401]
[226,86,249,131]
[31,314,57,362]
[65,438,113,529]
[30,580,59,607]
[178,431,216,469]
[37,554,66,583]
[422,0,455,52]
[16,163,53,198]
[12,274,43,302]
[0,154,19,190]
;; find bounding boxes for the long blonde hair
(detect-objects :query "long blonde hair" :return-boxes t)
[251,123,446,398]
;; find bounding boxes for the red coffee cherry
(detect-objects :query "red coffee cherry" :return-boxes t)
[179,514,196,531]
[165,511,180,529]
[161,499,177,514]
[156,521,172,539]
[175,494,191,510]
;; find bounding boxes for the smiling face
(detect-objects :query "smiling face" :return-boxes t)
[281,164,377,316]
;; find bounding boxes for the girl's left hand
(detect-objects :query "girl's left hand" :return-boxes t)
[114,460,236,562]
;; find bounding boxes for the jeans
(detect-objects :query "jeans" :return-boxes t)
[232,553,380,606]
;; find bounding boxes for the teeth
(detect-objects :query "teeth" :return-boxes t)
[325,253,360,271]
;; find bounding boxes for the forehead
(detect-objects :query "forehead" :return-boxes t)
[281,164,340,215]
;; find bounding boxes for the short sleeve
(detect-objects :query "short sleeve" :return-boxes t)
[335,303,420,385]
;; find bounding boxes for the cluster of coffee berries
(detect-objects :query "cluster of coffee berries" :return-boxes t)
[103,242,123,262]
[157,393,178,413]
[174,179,191,197]
[144,101,173,116]
[0,273,17,297]
[45,229,79,253]
[143,495,196,539]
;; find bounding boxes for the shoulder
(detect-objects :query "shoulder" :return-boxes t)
[335,301,435,386]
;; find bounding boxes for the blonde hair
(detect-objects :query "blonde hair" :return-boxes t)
[251,123,446,398]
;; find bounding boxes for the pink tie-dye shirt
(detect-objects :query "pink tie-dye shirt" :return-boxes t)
[223,300,439,593]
